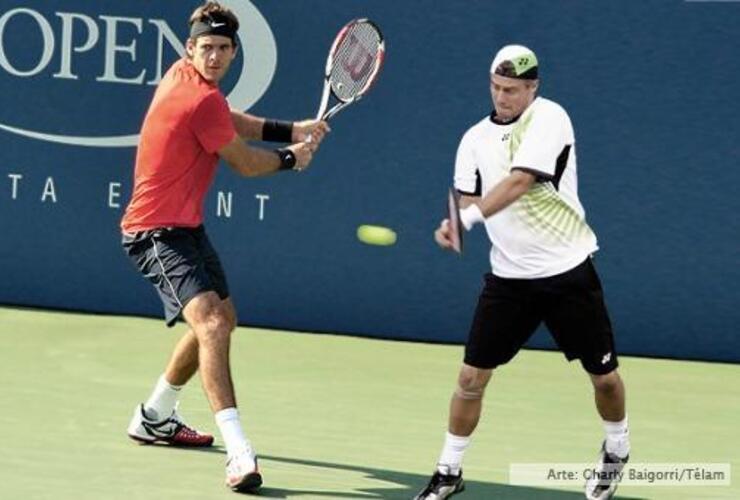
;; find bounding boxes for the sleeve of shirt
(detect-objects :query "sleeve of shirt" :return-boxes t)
[511,103,573,179]
[453,130,480,195]
[189,91,237,154]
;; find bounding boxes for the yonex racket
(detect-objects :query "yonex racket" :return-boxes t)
[313,19,385,122]
[447,187,463,254]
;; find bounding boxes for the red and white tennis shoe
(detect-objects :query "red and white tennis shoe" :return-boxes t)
[127,403,214,447]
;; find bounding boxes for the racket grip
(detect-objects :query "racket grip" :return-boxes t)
[306,113,323,143]
[306,115,326,144]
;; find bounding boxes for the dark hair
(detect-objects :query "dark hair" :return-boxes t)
[188,1,239,44]
[494,60,538,80]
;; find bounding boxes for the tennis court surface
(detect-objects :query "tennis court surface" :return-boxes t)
[0,307,737,499]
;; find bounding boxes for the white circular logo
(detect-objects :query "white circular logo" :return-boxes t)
[0,0,277,148]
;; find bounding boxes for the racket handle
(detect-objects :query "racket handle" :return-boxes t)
[307,112,329,143]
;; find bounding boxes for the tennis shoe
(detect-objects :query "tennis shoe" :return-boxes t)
[226,449,263,493]
[127,403,214,447]
[585,441,629,500]
[414,466,464,500]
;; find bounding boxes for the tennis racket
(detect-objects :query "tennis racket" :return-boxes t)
[313,19,385,122]
[447,187,463,254]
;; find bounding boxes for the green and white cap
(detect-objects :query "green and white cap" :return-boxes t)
[490,44,538,80]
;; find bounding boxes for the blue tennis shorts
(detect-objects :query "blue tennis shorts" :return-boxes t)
[122,225,229,327]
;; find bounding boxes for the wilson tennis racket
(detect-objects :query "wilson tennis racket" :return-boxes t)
[447,187,463,254]
[314,19,385,122]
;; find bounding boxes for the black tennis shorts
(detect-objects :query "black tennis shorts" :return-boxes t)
[464,258,618,375]
[122,225,230,327]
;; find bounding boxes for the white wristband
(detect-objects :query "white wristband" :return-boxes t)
[459,204,485,231]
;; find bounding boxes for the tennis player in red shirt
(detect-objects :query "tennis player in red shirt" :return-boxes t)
[120,1,329,493]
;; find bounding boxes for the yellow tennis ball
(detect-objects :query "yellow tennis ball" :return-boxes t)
[357,225,397,246]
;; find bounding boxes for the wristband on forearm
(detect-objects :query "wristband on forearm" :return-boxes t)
[275,147,297,171]
[262,119,293,142]
[460,204,485,231]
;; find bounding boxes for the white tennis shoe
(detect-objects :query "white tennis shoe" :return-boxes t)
[226,448,263,493]
[585,441,629,500]
[127,403,214,447]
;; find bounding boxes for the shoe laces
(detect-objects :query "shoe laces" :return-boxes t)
[604,451,628,465]
[169,403,186,425]
[227,450,257,474]
[166,404,203,437]
[420,475,442,495]
[589,448,626,492]
[420,469,454,495]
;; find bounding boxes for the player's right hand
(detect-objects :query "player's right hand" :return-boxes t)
[434,219,454,250]
[288,141,316,171]
[293,119,330,144]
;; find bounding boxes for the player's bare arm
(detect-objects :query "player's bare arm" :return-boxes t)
[230,111,330,145]
[458,170,536,230]
[476,170,535,217]
[435,172,535,250]
[458,194,480,210]
[218,135,317,176]
[229,110,264,140]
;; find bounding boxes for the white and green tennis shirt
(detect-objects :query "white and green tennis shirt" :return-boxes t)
[454,96,598,279]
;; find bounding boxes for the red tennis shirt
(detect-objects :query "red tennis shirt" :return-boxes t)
[121,59,236,233]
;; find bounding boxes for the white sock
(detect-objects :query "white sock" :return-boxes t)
[215,407,252,458]
[603,415,630,458]
[143,374,182,421]
[437,432,470,475]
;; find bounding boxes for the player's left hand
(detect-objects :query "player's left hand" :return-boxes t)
[293,120,330,144]
[434,219,455,251]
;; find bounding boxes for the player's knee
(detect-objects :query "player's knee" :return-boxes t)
[455,379,485,400]
[200,310,231,338]
[455,368,491,400]
[591,371,621,394]
[216,299,238,332]
[191,305,234,342]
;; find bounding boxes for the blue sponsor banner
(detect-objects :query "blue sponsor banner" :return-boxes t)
[0,1,738,362]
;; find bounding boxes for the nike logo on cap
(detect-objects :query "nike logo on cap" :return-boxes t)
[211,22,226,28]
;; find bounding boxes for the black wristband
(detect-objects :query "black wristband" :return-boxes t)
[275,148,297,171]
[262,119,293,142]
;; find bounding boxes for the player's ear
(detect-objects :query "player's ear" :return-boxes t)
[186,38,195,59]
[230,42,238,60]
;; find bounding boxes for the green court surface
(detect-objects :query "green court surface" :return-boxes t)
[0,307,737,500]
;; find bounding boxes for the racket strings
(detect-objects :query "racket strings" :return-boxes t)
[330,23,381,101]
